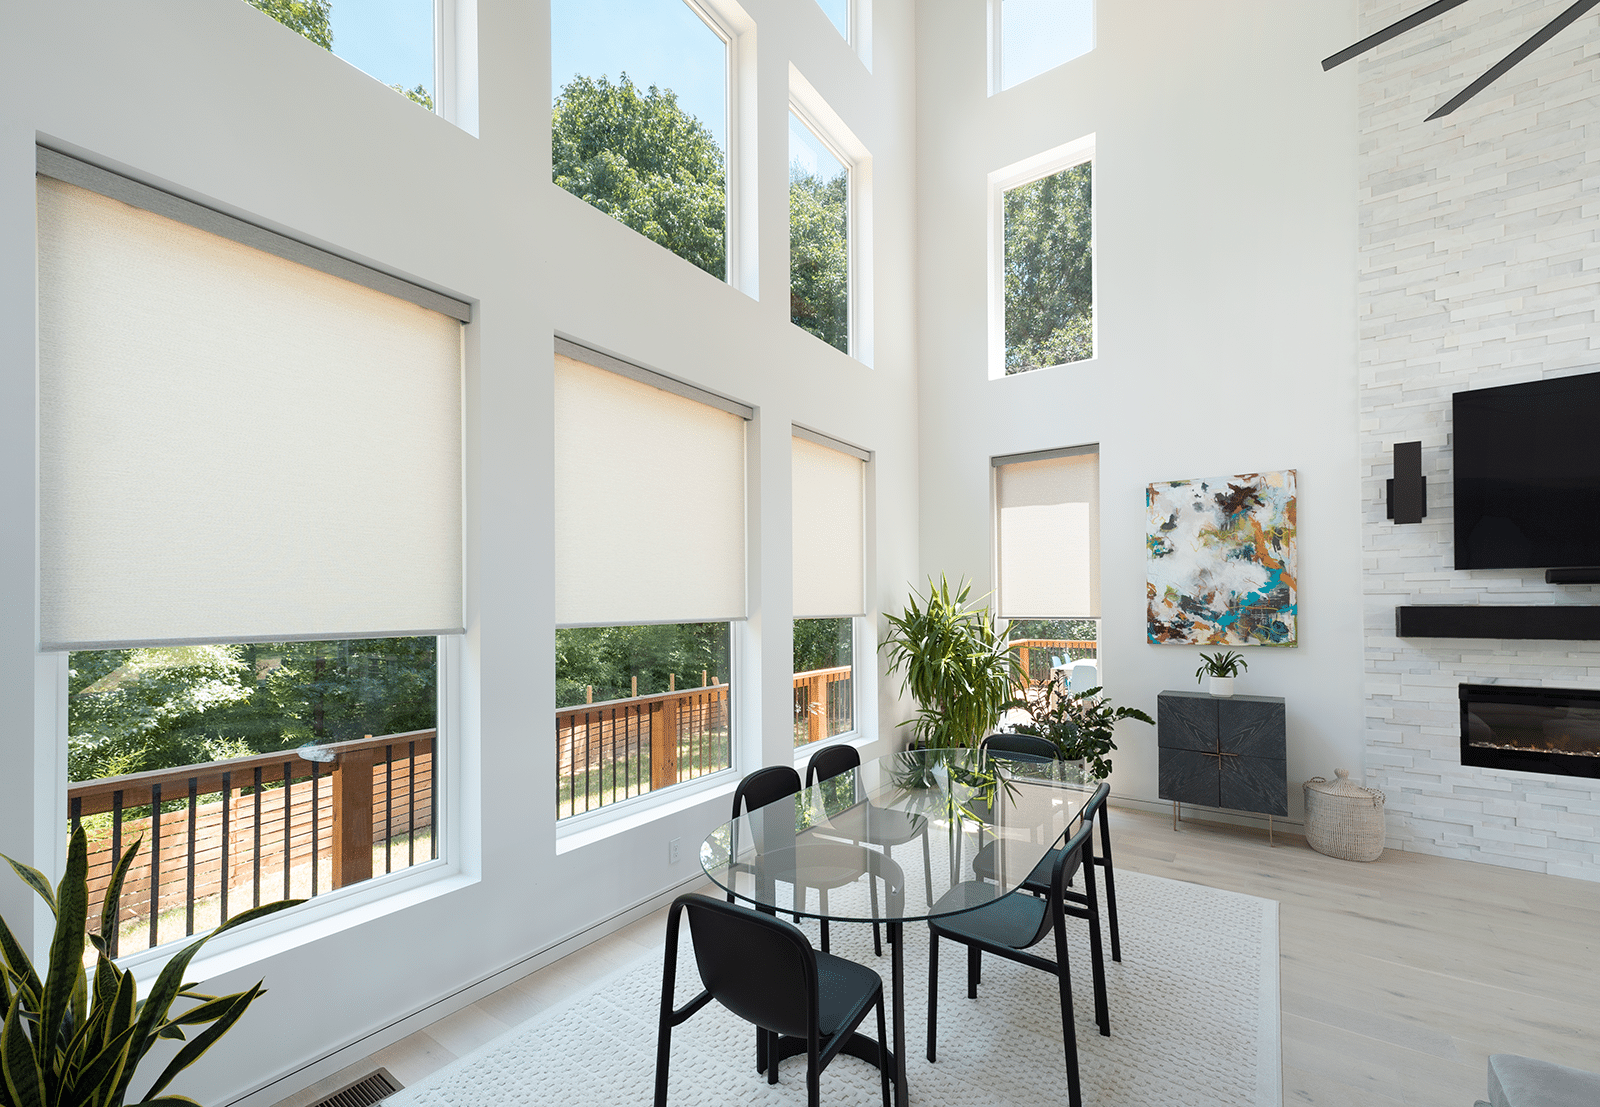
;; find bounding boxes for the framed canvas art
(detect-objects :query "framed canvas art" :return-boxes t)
[1147,470,1297,647]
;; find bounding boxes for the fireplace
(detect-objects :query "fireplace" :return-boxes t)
[1460,683,1600,779]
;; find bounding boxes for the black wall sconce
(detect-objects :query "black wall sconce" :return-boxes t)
[1387,440,1426,524]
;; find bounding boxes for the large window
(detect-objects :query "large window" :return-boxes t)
[550,0,730,281]
[37,149,466,955]
[992,0,1094,93]
[789,109,851,353]
[996,146,1094,376]
[243,0,440,110]
[554,342,750,819]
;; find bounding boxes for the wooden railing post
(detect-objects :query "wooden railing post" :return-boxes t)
[808,673,826,744]
[1018,644,1031,686]
[652,696,679,791]
[331,747,376,889]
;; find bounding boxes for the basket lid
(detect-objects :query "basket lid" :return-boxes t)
[1304,768,1385,805]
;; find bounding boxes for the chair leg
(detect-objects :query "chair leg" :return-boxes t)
[1053,915,1083,1107]
[967,945,981,998]
[756,1026,766,1073]
[654,1023,672,1107]
[1081,838,1110,1037]
[921,827,934,907]
[807,1042,821,1107]
[926,930,939,1063]
[768,1030,780,1084]
[1098,799,1121,962]
[820,887,830,954]
[875,990,891,1107]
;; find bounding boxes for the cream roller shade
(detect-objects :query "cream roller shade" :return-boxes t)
[792,433,865,618]
[37,176,465,650]
[995,447,1099,619]
[554,353,747,626]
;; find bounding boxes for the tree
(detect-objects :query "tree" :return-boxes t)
[552,74,727,280]
[793,617,851,673]
[1004,162,1093,373]
[555,623,730,708]
[789,170,849,352]
[246,0,332,50]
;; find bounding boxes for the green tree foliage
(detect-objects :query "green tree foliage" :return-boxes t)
[393,83,434,111]
[552,74,727,280]
[789,170,849,352]
[68,638,437,781]
[793,617,851,673]
[1004,162,1093,374]
[246,0,332,49]
[555,623,730,708]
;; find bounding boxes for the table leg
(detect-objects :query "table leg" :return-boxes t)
[891,918,906,1107]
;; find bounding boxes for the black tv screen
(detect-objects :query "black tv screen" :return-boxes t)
[1454,371,1600,570]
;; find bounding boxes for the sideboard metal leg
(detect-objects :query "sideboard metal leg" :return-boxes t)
[1172,801,1178,831]
[1269,814,1274,847]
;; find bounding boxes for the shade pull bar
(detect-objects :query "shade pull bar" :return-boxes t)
[1321,0,1473,70]
[1426,0,1600,119]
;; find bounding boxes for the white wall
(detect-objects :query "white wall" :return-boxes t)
[0,1,920,1103]
[914,0,1366,827]
[1359,0,1600,881]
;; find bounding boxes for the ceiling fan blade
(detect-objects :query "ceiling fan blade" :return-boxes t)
[1322,0,1475,71]
[1426,0,1600,118]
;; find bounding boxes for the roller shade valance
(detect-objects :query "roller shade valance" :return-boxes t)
[36,174,465,650]
[792,432,866,619]
[554,351,748,626]
[995,446,1099,619]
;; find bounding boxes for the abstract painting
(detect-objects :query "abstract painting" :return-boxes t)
[1147,470,1297,647]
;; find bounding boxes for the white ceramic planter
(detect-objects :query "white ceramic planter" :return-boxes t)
[1209,676,1235,697]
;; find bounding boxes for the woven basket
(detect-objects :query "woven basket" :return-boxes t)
[1303,769,1386,862]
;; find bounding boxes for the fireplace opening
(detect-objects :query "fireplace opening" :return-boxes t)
[1460,683,1600,779]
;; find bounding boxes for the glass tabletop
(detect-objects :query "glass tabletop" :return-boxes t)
[699,748,1100,924]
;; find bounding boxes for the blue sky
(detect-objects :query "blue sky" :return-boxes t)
[550,0,728,150]
[329,0,436,96]
[1002,0,1094,90]
[815,0,847,38]
[789,111,844,183]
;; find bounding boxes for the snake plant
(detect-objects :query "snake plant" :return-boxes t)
[0,827,299,1107]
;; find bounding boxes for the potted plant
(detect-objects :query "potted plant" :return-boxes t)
[1007,673,1154,778]
[1196,650,1248,697]
[1,828,299,1107]
[880,575,1016,750]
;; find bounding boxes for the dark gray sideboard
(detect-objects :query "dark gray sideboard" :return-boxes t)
[1157,690,1287,841]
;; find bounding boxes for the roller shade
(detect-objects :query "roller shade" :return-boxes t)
[995,446,1099,619]
[554,352,747,626]
[792,432,866,618]
[36,174,464,650]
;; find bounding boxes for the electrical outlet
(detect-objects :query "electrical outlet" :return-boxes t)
[669,837,681,864]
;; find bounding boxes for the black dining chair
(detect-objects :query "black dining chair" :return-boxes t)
[1018,781,1122,961]
[978,731,1058,762]
[655,893,892,1107]
[926,817,1102,1107]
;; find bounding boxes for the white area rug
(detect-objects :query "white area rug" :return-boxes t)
[389,870,1280,1106]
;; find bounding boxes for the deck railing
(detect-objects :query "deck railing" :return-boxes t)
[68,729,435,957]
[1010,639,1099,685]
[793,665,853,746]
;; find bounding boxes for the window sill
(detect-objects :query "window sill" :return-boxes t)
[555,769,737,855]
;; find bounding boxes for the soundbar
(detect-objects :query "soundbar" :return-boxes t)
[1545,567,1600,584]
[1396,605,1600,640]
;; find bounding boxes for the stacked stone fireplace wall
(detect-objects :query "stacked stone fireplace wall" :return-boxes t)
[1359,0,1600,880]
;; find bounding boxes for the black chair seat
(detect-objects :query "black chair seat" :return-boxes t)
[929,883,1047,949]
[816,950,882,1035]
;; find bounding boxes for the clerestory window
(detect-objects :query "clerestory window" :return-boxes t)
[241,0,443,111]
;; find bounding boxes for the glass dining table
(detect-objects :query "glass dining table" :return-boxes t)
[699,747,1100,1106]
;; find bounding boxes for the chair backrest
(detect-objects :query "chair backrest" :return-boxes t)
[732,765,802,819]
[1068,660,1099,693]
[676,893,817,1039]
[804,743,861,788]
[1020,816,1096,949]
[979,732,1058,763]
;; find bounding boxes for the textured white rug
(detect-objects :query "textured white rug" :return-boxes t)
[389,870,1280,1107]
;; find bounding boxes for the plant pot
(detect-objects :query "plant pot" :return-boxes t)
[1208,676,1235,697]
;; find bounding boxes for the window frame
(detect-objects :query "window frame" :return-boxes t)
[987,134,1097,380]
[988,0,1096,95]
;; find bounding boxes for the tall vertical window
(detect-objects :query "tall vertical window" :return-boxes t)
[242,0,440,110]
[550,0,731,281]
[37,150,466,955]
[997,146,1094,376]
[789,111,851,353]
[992,0,1094,93]
[791,430,867,746]
[994,446,1100,685]
[554,342,750,818]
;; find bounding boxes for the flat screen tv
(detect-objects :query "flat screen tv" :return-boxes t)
[1454,370,1600,570]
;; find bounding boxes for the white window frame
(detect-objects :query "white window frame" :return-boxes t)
[788,66,873,366]
[988,134,1097,380]
[988,0,1096,96]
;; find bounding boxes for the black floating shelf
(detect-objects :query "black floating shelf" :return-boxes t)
[1396,605,1600,640]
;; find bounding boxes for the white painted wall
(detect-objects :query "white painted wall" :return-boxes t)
[1359,0,1600,881]
[0,1,919,1103]
[914,0,1366,828]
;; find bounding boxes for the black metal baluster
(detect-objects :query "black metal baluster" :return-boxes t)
[584,712,592,813]
[252,767,263,908]
[149,783,161,950]
[70,795,81,835]
[385,744,394,875]
[408,740,417,868]
[185,777,198,936]
[428,736,437,860]
[310,762,320,897]
[110,791,123,959]
[282,763,292,902]
[220,771,231,925]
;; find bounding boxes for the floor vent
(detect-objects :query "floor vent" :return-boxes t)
[306,1069,403,1107]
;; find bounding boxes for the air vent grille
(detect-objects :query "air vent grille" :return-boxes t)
[306,1069,402,1107]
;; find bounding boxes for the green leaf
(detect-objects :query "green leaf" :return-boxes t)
[134,1097,203,1107]
[142,985,263,1101]
[0,857,56,919]
[39,829,89,1061]
[100,839,143,952]
[1,1000,45,1107]
[213,898,302,938]
[60,1022,138,1107]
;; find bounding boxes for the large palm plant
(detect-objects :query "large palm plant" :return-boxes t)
[0,828,298,1107]
[880,576,1016,749]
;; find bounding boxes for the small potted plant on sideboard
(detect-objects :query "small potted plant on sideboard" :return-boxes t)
[1195,650,1248,697]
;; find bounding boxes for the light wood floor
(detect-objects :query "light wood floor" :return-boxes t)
[273,806,1600,1107]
